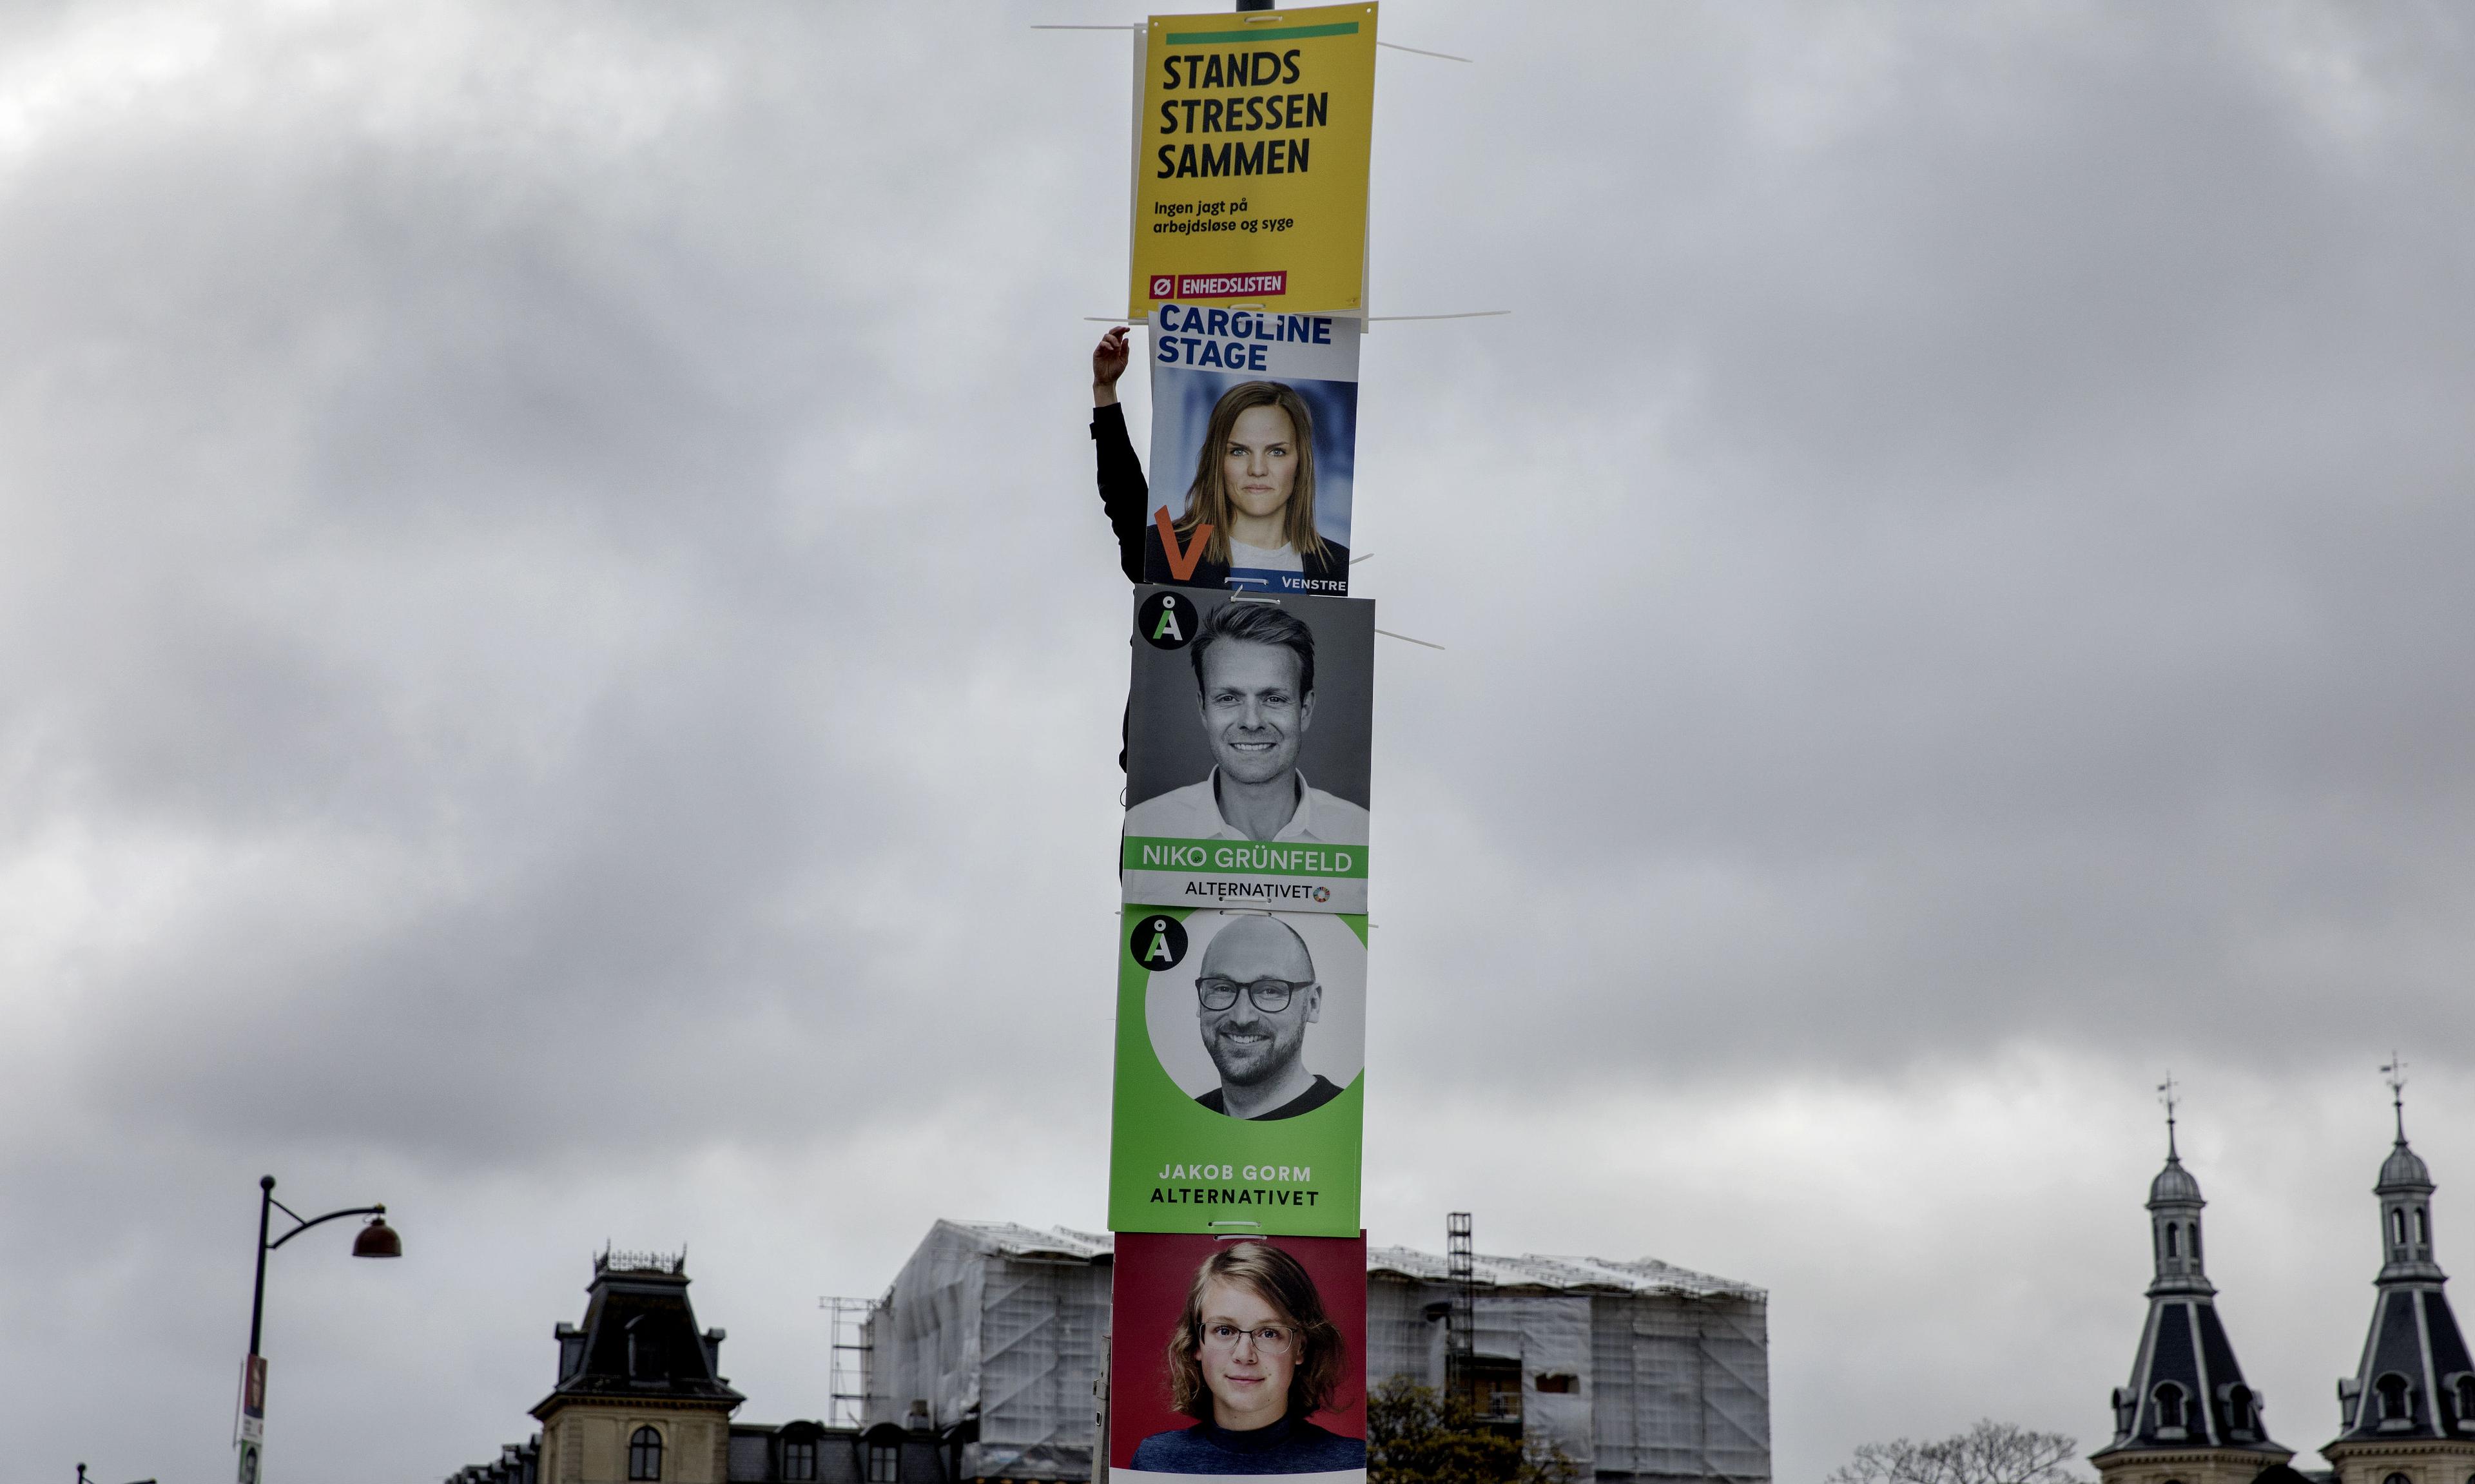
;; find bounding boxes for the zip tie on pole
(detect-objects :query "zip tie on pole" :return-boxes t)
[1375,628,1446,651]
[1082,312,1508,322]
[1379,41,1473,63]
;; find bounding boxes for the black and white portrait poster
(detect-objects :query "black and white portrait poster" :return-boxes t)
[1121,585,1373,914]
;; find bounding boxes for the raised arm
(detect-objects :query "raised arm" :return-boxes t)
[1090,326,1149,582]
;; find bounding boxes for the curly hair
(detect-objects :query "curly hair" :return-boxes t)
[1163,1241,1347,1421]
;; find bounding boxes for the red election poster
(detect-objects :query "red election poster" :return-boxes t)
[1110,1231,1368,1484]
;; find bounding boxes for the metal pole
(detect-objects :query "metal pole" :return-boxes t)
[248,1175,274,1356]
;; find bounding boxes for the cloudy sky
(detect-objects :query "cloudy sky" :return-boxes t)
[5,1,2474,1479]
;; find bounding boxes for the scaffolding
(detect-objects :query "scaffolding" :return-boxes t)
[820,1295,879,1429]
[851,1219,1769,1484]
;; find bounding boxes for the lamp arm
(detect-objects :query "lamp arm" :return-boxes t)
[266,1205,386,1251]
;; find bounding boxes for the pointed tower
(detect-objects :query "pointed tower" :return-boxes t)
[2321,1069,2475,1484]
[2092,1086,2292,1484]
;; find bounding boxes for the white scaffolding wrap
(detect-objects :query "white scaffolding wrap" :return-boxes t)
[864,1224,1767,1484]
[866,1222,1114,1482]
[1365,1247,1771,1484]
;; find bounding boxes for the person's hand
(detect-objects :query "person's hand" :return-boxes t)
[1093,325,1131,406]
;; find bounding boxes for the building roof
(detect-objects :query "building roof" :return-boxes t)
[2332,1130,2466,1446]
[941,1222,1115,1262]
[531,1248,744,1420]
[2150,1154,2204,1206]
[915,1224,1764,1301]
[1366,1246,1765,1301]
[2377,1139,2433,1194]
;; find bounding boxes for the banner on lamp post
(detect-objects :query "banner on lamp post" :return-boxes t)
[1122,587,1372,914]
[1129,3,1378,320]
[1143,305,1359,596]
[1108,1230,1368,1484]
[1110,907,1364,1236]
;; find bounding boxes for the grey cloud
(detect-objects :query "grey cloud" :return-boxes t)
[5,1,2474,1480]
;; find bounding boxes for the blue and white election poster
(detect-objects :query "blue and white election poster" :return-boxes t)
[1143,304,1361,596]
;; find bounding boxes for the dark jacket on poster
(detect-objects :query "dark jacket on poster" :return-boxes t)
[1092,403,1350,590]
[1129,1414,1368,1476]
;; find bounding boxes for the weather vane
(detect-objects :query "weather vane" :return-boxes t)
[2157,1072,2180,1157]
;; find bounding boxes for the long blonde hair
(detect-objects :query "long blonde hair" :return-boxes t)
[1176,381,1328,568]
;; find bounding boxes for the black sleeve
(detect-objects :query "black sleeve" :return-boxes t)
[1091,402,1150,584]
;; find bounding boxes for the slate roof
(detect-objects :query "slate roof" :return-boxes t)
[531,1249,745,1419]
[2098,1150,2285,1462]
[2333,1132,2472,1445]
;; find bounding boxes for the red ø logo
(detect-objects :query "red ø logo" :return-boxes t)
[1149,275,1175,299]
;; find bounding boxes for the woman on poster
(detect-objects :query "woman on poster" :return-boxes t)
[1092,327,1351,590]
[1131,1240,1367,1476]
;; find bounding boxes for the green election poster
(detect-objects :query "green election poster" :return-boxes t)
[1110,905,1364,1237]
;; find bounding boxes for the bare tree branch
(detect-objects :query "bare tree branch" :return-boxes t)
[1827,1421,2086,1484]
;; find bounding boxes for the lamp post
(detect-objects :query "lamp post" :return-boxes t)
[238,1175,402,1483]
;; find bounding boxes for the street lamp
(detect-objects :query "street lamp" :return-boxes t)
[238,1175,401,1483]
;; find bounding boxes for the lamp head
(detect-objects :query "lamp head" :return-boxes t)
[351,1212,402,1260]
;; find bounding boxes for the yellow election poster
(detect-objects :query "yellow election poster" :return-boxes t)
[1129,3,1377,320]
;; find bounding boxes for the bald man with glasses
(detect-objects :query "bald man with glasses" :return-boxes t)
[1193,916,1343,1121]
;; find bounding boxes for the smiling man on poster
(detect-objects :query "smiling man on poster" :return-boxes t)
[1126,599,1369,845]
[1192,915,1339,1120]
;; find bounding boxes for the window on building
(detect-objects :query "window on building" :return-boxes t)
[2455,1374,2475,1424]
[2188,1224,2201,1264]
[628,1426,664,1482]
[1534,1373,1578,1394]
[2417,1209,2431,1246]
[868,1442,901,1483]
[2165,1225,2180,1258]
[784,1439,819,1481]
[2378,1372,2415,1423]
[2394,1209,2410,1246]
[626,1315,661,1381]
[2382,1473,2410,1484]
[2223,1383,2255,1434]
[2154,1383,2186,1432]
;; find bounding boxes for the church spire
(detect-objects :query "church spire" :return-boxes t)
[2093,1084,2286,1478]
[2148,1073,2209,1298]
[2323,1070,2474,1467]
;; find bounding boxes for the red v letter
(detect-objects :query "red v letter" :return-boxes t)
[1154,506,1214,583]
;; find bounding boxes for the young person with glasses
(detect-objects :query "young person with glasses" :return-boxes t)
[1131,1242,1365,1476]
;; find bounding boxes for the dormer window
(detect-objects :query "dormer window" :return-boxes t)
[2377,1371,2414,1428]
[2155,1382,2188,1436]
[868,1442,902,1483]
[2221,1383,2255,1437]
[784,1438,819,1481]
[628,1425,665,1481]
[626,1315,661,1381]
[2451,1374,2475,1429]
